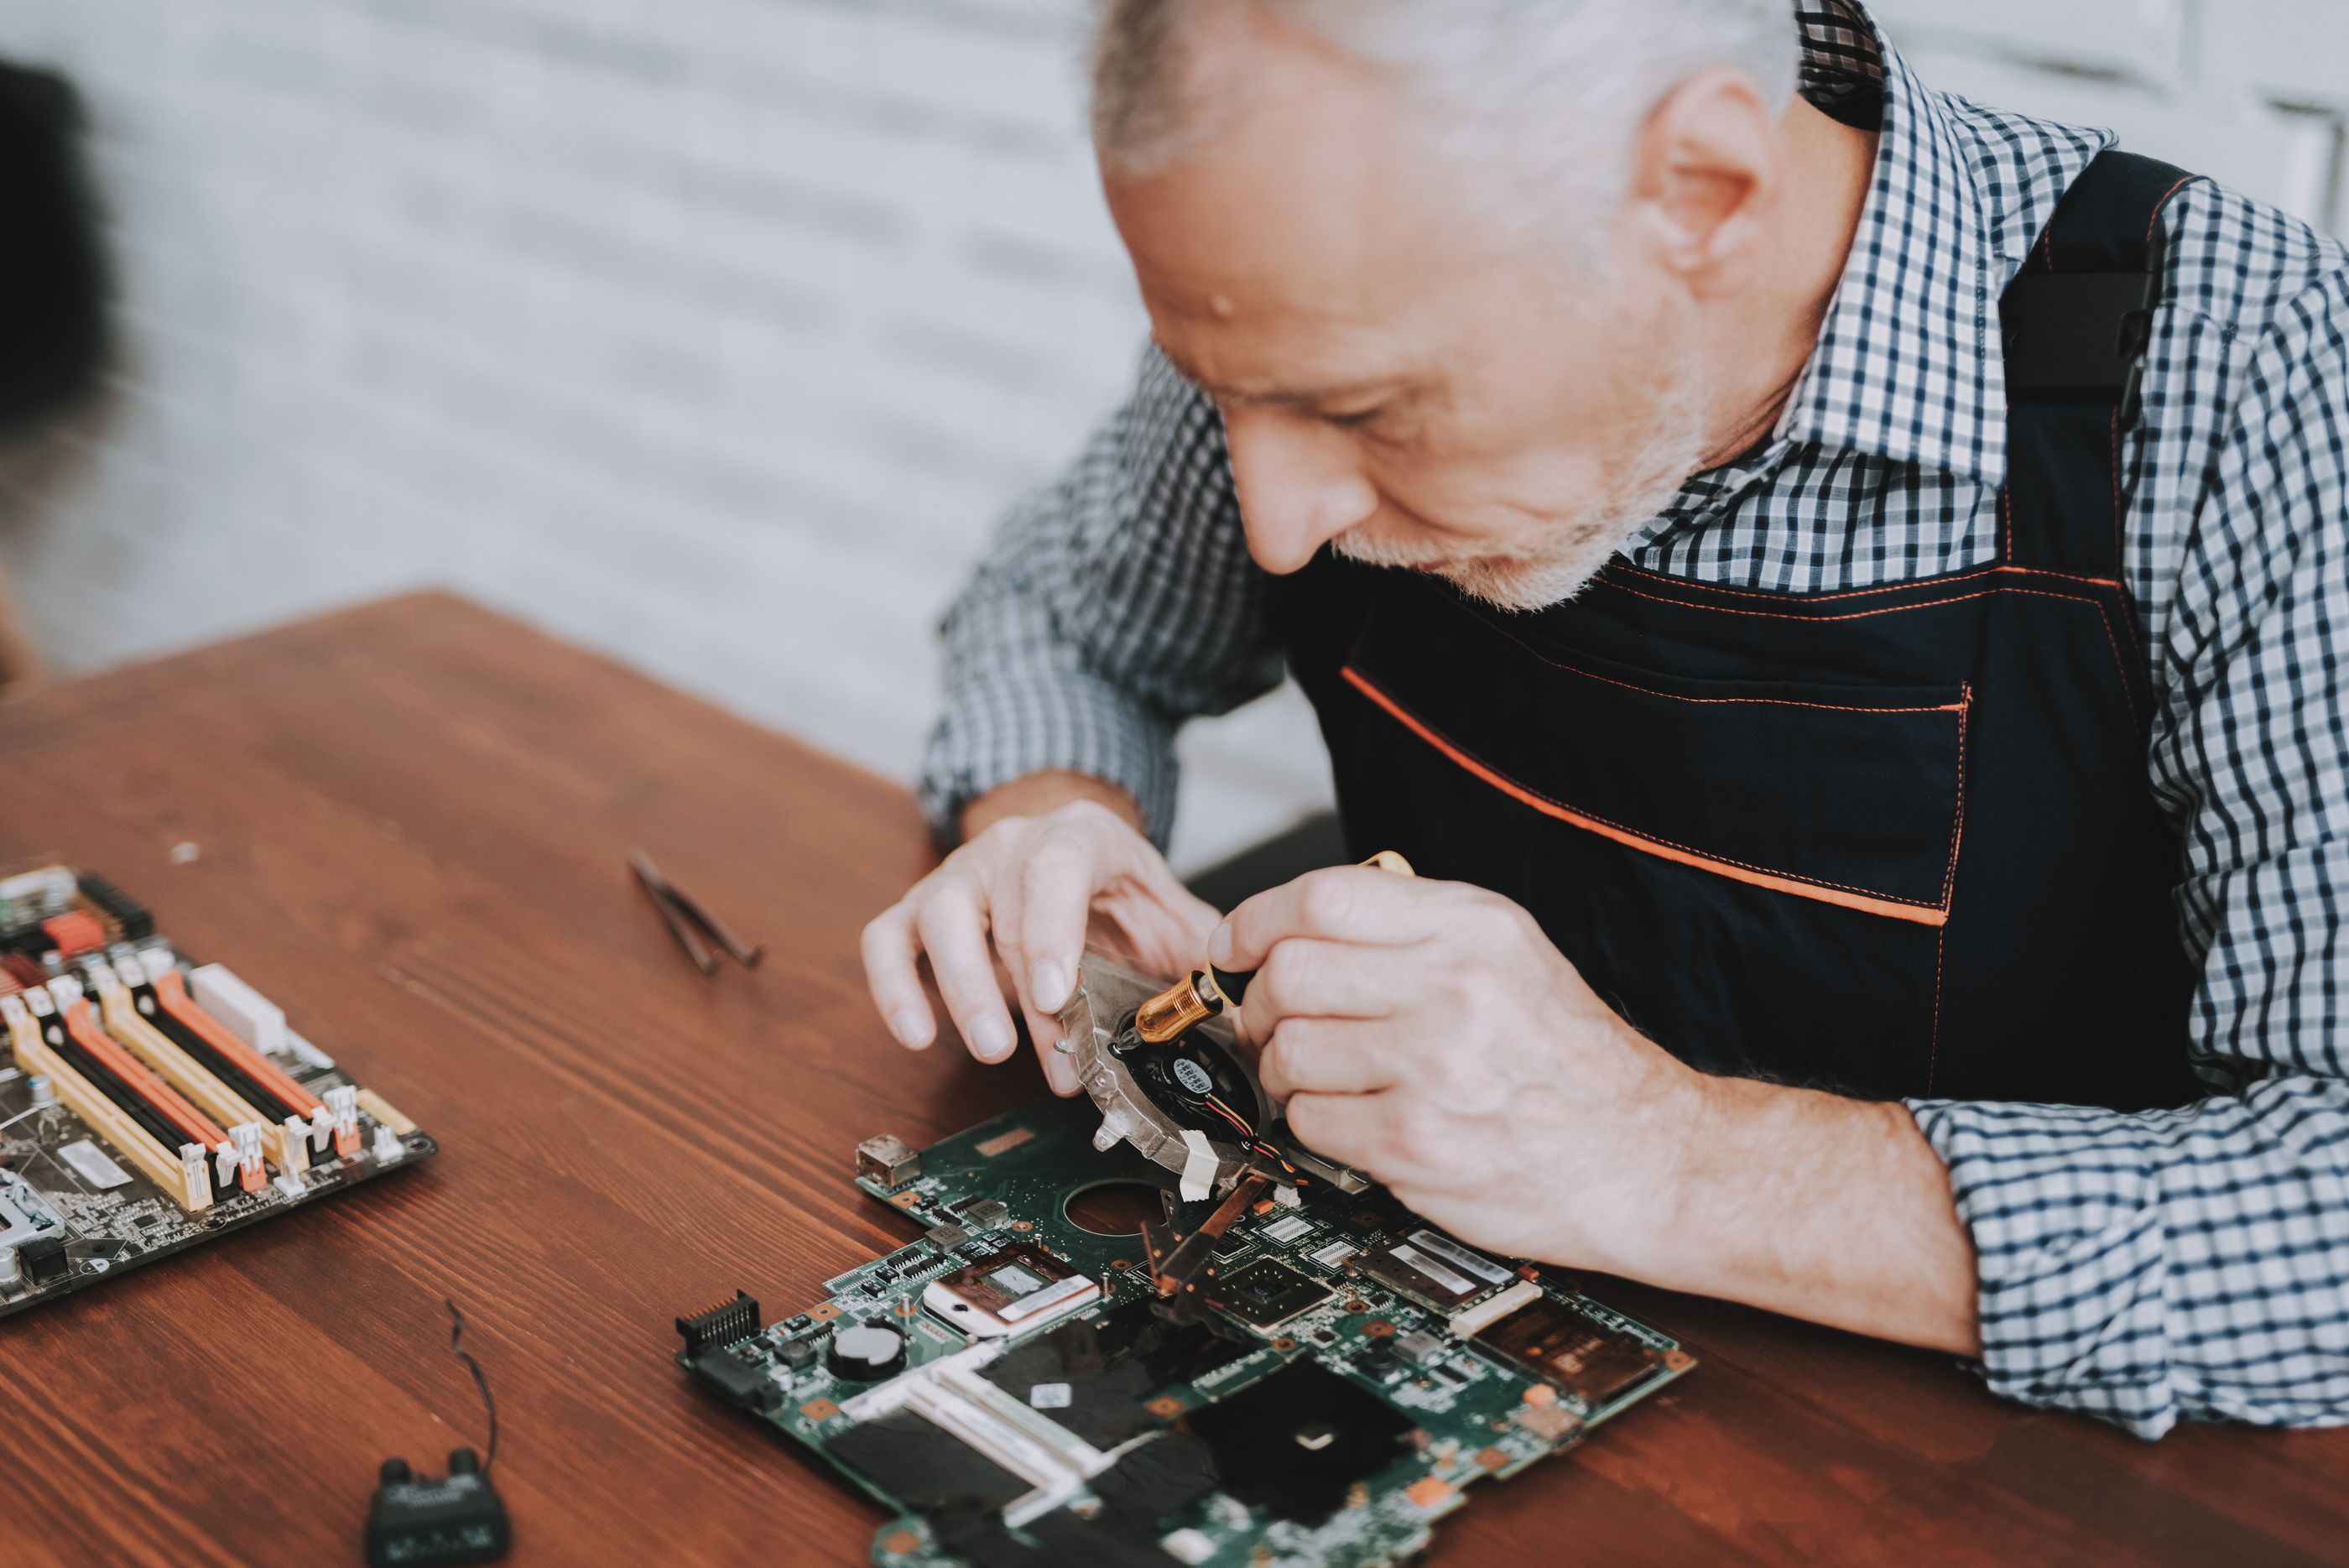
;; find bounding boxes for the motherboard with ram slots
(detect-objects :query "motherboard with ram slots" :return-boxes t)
[674,1095,1692,1568]
[0,865,434,1314]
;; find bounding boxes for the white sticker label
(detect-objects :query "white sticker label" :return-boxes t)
[1408,1228,1513,1284]
[1177,1128,1216,1202]
[1171,1056,1214,1095]
[989,1263,1047,1296]
[997,1274,1095,1322]
[1388,1243,1477,1298]
[1028,1382,1073,1409]
[58,1139,131,1190]
[1262,1214,1314,1245]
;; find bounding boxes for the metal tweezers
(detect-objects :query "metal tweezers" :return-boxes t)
[629,848,765,975]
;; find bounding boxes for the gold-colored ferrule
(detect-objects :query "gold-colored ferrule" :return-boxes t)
[1134,971,1221,1044]
[1132,851,1414,1045]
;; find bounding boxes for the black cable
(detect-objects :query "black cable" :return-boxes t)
[446,1299,498,1474]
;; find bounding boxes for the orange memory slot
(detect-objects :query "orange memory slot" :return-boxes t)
[150,969,323,1117]
[60,995,229,1152]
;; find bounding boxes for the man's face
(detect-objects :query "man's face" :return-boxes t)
[1102,11,1715,612]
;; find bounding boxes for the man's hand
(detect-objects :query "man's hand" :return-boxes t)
[1219,865,1982,1353]
[862,777,1219,1094]
[1219,866,1699,1271]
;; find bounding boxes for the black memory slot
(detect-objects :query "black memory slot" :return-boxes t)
[131,984,300,1121]
[41,1022,220,1203]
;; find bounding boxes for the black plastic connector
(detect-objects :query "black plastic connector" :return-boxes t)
[364,1449,510,1568]
[674,1289,760,1355]
[74,873,154,940]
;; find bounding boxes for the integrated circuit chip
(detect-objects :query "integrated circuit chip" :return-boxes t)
[1474,1296,1666,1408]
[1209,1258,1333,1329]
[1185,1362,1415,1524]
[1363,1228,1517,1315]
[923,1242,1100,1337]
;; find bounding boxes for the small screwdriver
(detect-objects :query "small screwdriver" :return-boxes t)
[1133,850,1414,1044]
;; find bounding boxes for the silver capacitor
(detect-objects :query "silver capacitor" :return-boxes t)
[0,1246,21,1289]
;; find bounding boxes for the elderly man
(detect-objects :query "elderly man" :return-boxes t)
[862,0,2349,1438]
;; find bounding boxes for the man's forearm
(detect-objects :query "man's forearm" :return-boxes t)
[960,769,1147,842]
[1634,1076,1982,1355]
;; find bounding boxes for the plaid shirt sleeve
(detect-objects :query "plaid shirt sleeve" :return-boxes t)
[1909,265,2349,1440]
[918,345,1280,845]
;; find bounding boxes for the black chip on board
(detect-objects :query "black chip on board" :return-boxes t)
[1086,1430,1220,1535]
[1208,1258,1331,1328]
[1185,1362,1414,1524]
[978,1300,1253,1446]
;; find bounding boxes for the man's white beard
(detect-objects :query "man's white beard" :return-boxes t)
[1331,359,1711,614]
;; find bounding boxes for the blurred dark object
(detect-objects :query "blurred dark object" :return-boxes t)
[1185,810,1346,912]
[0,60,108,435]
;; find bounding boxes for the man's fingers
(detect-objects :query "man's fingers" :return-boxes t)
[1017,826,1098,1016]
[1283,1090,1389,1173]
[1240,937,1414,1028]
[1212,865,1454,973]
[860,902,936,1049]
[912,881,1018,1063]
[1258,1017,1404,1100]
[1034,1031,1081,1096]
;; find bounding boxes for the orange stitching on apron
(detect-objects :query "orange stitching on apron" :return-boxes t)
[1340,666,1958,927]
[2148,175,2194,242]
[1940,686,1972,909]
[1928,919,1949,1093]
[1593,577,2138,716]
[1603,560,2124,602]
[1927,684,1974,1091]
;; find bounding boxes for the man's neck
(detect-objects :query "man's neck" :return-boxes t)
[1698,97,1880,469]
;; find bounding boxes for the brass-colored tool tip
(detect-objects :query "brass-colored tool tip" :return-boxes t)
[1134,972,1218,1044]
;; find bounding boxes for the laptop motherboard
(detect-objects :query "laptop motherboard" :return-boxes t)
[674,1094,1692,1567]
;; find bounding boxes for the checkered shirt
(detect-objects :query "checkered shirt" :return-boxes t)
[918,0,2349,1439]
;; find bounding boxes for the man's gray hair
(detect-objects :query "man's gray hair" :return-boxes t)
[1091,0,1800,233]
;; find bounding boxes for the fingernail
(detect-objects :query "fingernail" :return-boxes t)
[889,1009,930,1049]
[1207,923,1232,967]
[1044,1055,1080,1097]
[1031,961,1070,1013]
[971,1015,1014,1061]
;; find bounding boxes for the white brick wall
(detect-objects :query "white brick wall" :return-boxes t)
[0,2,2339,874]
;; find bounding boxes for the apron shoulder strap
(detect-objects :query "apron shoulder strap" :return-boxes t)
[1997,149,2200,577]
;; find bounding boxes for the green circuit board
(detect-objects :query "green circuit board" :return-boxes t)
[674,1097,1693,1568]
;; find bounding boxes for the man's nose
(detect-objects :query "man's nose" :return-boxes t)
[1223,406,1380,575]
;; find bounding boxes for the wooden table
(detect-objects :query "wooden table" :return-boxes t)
[0,591,2340,1568]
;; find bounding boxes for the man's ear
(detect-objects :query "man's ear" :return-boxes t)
[1628,68,1779,300]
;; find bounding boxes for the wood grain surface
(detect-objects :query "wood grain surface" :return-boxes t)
[0,591,2340,1568]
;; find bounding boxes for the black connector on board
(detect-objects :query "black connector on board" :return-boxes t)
[674,1289,760,1354]
[364,1449,510,1568]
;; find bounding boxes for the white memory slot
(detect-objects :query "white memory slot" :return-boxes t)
[186,962,288,1059]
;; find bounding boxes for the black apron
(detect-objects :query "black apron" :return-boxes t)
[1281,151,2205,1109]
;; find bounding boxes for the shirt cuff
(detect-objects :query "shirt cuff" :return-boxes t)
[1905,1097,2180,1439]
[919,665,1180,848]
